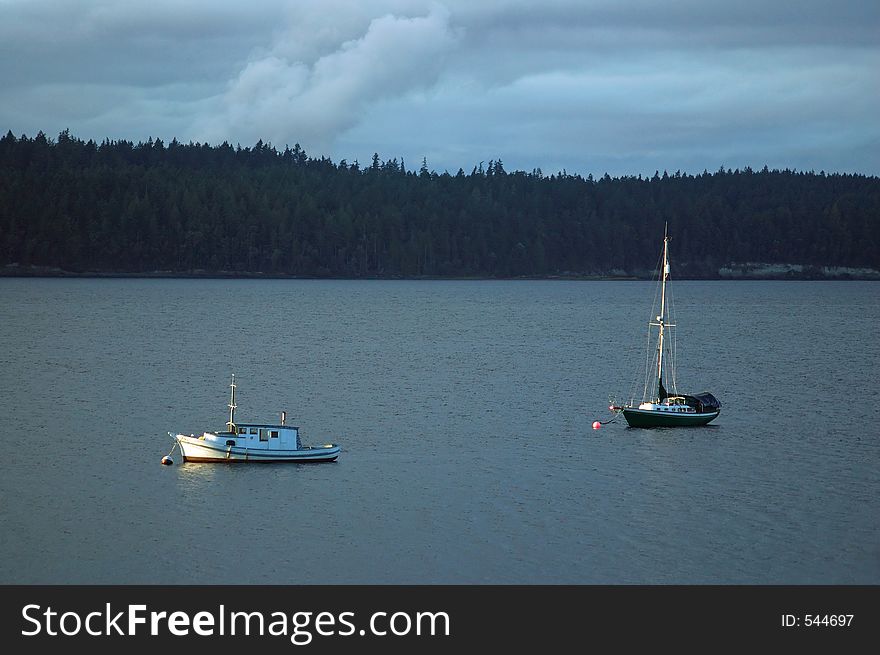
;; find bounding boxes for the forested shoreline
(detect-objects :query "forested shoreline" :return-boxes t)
[2,130,879,279]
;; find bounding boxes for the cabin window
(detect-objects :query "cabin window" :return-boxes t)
[271,430,279,438]
[259,429,269,442]
[238,427,246,434]
[250,427,258,434]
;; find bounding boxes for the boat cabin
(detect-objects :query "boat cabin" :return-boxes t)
[200,423,303,450]
[638,396,697,413]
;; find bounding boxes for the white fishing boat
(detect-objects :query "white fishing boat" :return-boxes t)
[610,225,721,428]
[169,375,341,463]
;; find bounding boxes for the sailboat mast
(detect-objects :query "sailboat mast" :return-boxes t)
[227,374,237,432]
[656,225,669,398]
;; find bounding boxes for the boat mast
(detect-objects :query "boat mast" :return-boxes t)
[654,224,670,400]
[227,374,237,432]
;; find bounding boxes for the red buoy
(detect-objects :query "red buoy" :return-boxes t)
[592,421,601,430]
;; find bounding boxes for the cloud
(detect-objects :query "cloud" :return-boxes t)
[198,4,459,151]
[0,1,877,175]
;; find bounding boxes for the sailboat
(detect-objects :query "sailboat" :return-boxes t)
[611,226,721,427]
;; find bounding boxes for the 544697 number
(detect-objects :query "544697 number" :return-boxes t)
[782,614,853,627]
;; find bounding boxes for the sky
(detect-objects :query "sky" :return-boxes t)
[1,0,877,178]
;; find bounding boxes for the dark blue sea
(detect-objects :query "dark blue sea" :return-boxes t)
[1,278,877,584]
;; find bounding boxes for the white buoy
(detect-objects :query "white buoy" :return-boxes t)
[161,455,173,465]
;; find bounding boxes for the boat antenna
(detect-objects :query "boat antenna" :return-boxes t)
[227,374,237,432]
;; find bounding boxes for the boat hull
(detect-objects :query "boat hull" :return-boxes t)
[621,408,720,428]
[176,435,340,463]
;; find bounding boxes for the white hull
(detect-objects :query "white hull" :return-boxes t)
[176,434,340,463]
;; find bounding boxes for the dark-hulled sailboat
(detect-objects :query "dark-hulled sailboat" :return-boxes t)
[611,226,721,427]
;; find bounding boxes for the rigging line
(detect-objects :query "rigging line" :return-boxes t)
[632,318,652,404]
[164,435,179,459]
[672,287,679,393]
[666,281,676,394]
[648,244,665,401]
[641,262,662,402]
[642,322,652,401]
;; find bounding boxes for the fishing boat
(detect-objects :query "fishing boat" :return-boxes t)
[169,375,341,463]
[611,226,721,428]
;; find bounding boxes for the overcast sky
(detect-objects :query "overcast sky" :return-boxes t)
[1,0,877,177]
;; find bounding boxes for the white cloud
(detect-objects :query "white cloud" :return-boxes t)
[198,4,459,151]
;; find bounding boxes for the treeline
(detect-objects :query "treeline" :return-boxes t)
[1,130,879,278]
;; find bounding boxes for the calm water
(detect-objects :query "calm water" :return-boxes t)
[0,278,877,584]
